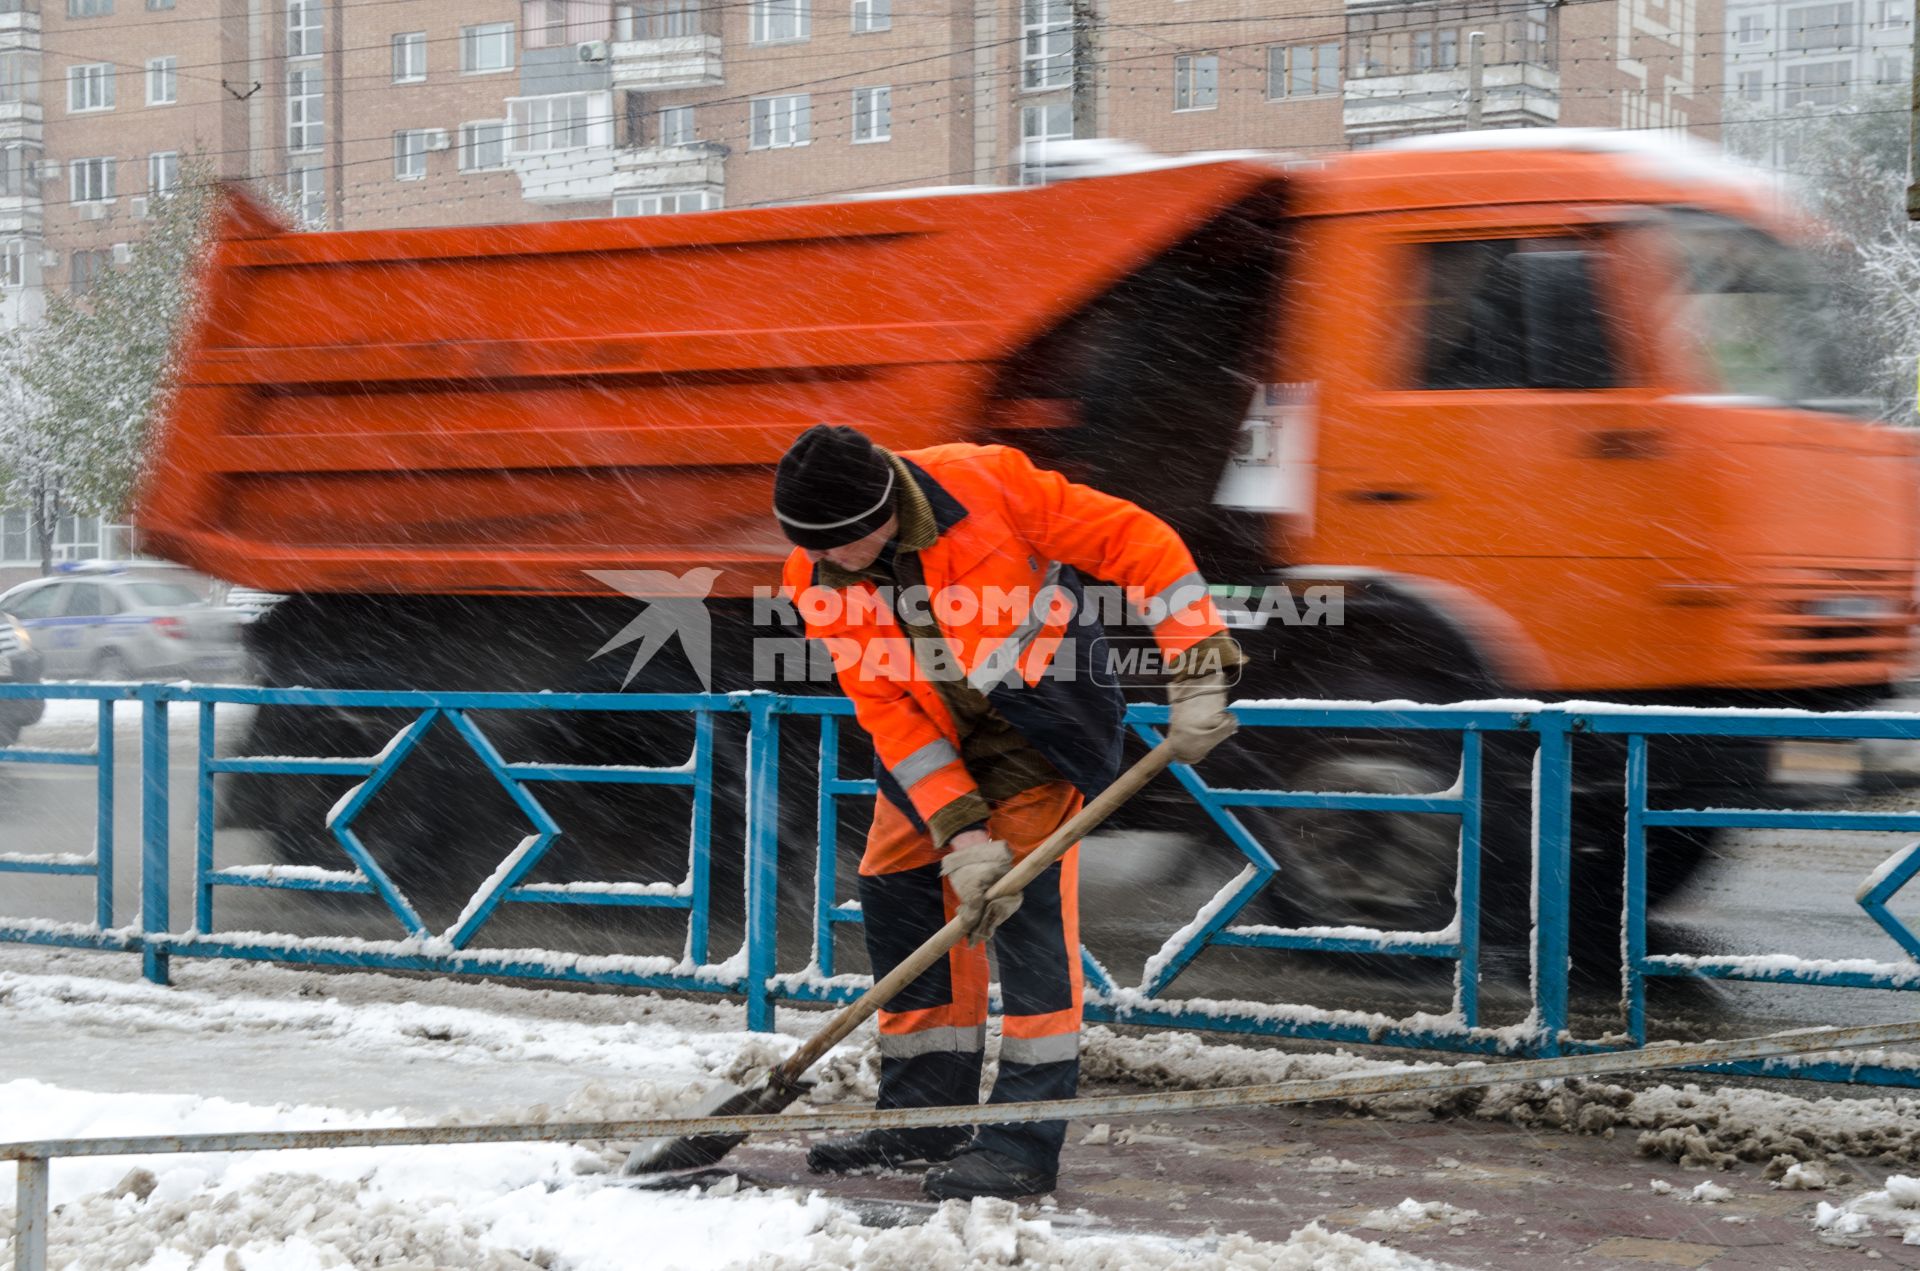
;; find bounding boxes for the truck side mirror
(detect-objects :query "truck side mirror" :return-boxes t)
[1503,250,1618,390]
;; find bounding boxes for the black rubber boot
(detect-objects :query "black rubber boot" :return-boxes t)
[921,1147,1058,1200]
[806,1128,972,1174]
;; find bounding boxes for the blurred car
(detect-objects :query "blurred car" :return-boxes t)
[0,613,45,745]
[0,567,246,681]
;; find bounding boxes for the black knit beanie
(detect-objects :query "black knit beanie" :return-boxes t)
[773,425,896,549]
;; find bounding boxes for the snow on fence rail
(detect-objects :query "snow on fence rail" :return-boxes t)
[3,684,1920,1085]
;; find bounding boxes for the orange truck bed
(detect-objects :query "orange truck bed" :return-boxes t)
[139,161,1282,599]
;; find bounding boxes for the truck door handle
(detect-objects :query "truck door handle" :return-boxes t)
[1344,489,1427,504]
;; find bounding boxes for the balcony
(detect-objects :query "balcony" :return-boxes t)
[611,35,723,90]
[613,140,726,194]
[1343,62,1559,143]
[0,6,38,41]
[0,99,40,143]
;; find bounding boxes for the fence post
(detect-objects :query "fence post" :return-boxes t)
[94,698,115,931]
[744,695,781,1032]
[15,1153,48,1271]
[140,690,170,986]
[1532,710,1574,1054]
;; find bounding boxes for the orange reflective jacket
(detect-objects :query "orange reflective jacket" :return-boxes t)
[782,442,1227,842]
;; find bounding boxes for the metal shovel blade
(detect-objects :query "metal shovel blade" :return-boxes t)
[620,1079,800,1175]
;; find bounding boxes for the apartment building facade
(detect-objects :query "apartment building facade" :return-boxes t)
[0,0,1723,566]
[1720,0,1906,171]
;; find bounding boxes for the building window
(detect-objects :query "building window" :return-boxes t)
[1785,2,1854,50]
[0,51,39,105]
[394,130,429,180]
[287,67,322,152]
[1411,29,1433,69]
[286,165,324,226]
[509,92,593,152]
[748,93,809,147]
[148,150,177,194]
[657,104,695,145]
[617,0,702,39]
[1018,100,1070,184]
[146,56,177,105]
[0,145,39,198]
[67,0,111,15]
[852,0,889,33]
[1435,28,1458,69]
[1878,53,1907,83]
[67,63,115,113]
[288,0,322,57]
[1174,54,1218,110]
[614,189,718,215]
[392,32,426,82]
[1784,58,1850,104]
[1267,42,1339,98]
[1,240,24,289]
[69,249,108,296]
[1875,0,1902,27]
[146,0,173,8]
[70,156,114,204]
[459,121,509,170]
[749,0,808,44]
[852,85,890,141]
[462,22,516,72]
[523,0,568,47]
[1738,69,1765,99]
[1736,13,1765,41]
[1021,0,1071,90]
[1518,5,1552,65]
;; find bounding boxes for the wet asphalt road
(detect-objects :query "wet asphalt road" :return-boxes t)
[3,702,1919,1044]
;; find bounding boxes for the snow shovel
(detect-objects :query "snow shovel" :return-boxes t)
[623,738,1179,1175]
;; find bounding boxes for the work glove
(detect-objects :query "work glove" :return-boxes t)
[941,838,1020,946]
[1167,669,1237,764]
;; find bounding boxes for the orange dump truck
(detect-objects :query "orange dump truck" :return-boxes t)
[140,135,1919,932]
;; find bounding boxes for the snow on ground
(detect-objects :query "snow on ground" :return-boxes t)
[0,947,1458,1270]
[1812,1175,1920,1244]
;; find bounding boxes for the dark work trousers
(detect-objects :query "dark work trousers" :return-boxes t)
[857,782,1085,1172]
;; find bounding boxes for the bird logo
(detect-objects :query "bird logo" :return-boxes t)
[587,568,723,690]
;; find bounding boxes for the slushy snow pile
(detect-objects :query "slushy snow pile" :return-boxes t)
[1354,1200,1477,1233]
[1813,1175,1920,1244]
[0,1079,1463,1271]
[0,949,1464,1270]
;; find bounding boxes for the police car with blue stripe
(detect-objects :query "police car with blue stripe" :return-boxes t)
[0,564,245,685]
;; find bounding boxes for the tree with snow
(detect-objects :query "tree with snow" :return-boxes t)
[1722,87,1920,421]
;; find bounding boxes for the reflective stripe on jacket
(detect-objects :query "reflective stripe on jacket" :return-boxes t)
[781,442,1228,841]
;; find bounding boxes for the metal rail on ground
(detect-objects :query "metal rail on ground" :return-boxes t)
[8,1020,1920,1271]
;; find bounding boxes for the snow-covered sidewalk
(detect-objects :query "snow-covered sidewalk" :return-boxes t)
[0,947,1453,1270]
[9,944,1920,1268]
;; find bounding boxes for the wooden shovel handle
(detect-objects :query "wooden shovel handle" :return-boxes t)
[772,740,1178,1086]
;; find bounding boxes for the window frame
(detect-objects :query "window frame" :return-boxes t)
[508,92,599,154]
[0,239,24,290]
[748,92,810,148]
[851,0,890,33]
[147,149,178,195]
[67,63,115,113]
[613,189,719,215]
[394,129,429,180]
[459,120,509,170]
[461,22,517,74]
[286,165,325,226]
[1017,99,1070,185]
[145,56,177,106]
[286,66,323,153]
[392,32,427,83]
[1021,0,1071,90]
[656,104,695,147]
[1266,42,1339,99]
[749,0,809,45]
[852,84,891,141]
[66,0,111,16]
[0,50,39,105]
[287,0,323,58]
[1173,53,1219,111]
[69,155,114,204]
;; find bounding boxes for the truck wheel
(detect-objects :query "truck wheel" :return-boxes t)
[1260,746,1465,931]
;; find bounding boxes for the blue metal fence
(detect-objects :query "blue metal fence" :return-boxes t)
[3,684,1920,1084]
